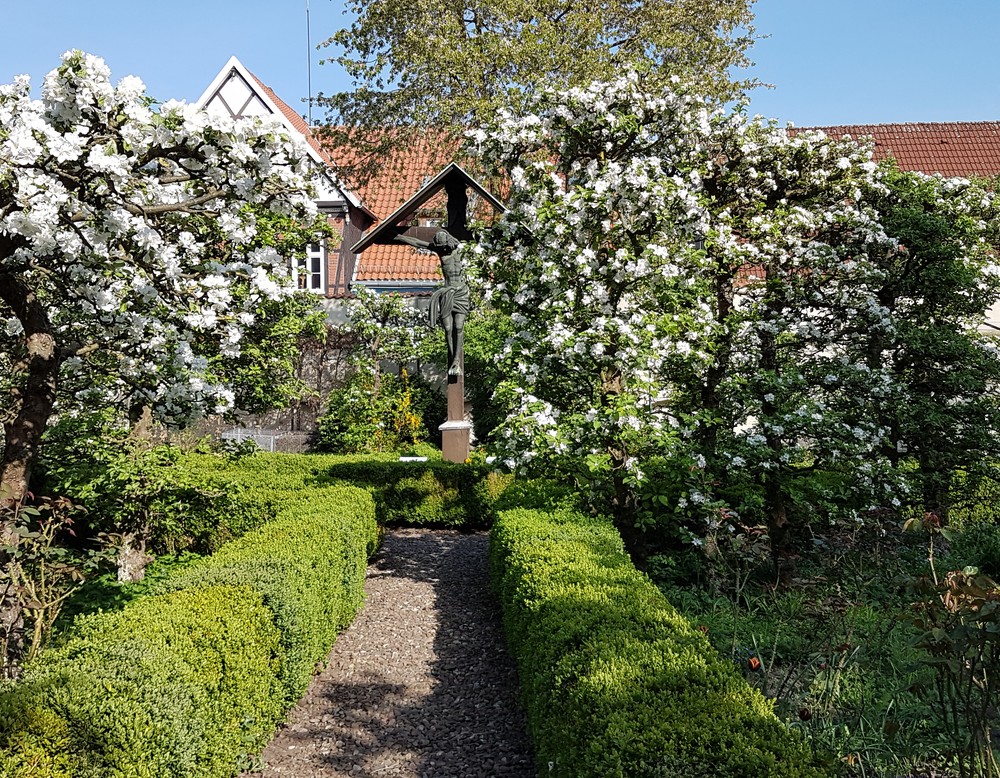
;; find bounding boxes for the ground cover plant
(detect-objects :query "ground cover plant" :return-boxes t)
[648,500,1000,777]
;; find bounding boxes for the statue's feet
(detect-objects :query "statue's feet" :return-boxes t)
[448,364,463,376]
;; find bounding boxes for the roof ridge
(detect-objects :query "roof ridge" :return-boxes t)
[805,120,1000,131]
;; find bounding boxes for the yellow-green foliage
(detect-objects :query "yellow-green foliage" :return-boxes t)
[159,484,377,699]
[0,454,378,778]
[0,703,75,778]
[490,504,832,778]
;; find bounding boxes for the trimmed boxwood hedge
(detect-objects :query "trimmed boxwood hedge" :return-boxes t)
[490,505,832,778]
[156,484,378,701]
[0,458,378,778]
[0,585,284,778]
[320,457,512,528]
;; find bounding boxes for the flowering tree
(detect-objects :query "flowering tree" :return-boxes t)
[0,51,320,674]
[869,167,1000,517]
[343,285,427,385]
[197,211,331,417]
[472,75,907,546]
[687,120,904,545]
[0,51,317,508]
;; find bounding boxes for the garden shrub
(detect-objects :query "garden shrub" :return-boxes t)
[157,484,378,699]
[39,431,274,557]
[950,519,1000,578]
[311,370,446,454]
[0,585,284,778]
[491,477,582,514]
[321,457,512,528]
[490,501,832,777]
[947,470,1000,576]
[0,457,378,777]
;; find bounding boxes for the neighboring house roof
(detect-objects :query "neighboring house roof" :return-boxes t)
[345,136,462,285]
[196,56,450,288]
[351,162,505,287]
[812,121,1000,178]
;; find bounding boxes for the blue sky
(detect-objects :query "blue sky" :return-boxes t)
[0,0,997,127]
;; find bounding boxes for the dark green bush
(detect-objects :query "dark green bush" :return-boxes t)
[950,520,1000,578]
[947,470,1000,576]
[490,502,831,777]
[321,458,513,528]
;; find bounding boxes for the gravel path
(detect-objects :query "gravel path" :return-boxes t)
[244,528,536,778]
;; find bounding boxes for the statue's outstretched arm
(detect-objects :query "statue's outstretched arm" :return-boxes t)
[392,233,431,250]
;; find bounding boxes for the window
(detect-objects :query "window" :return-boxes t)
[294,241,326,293]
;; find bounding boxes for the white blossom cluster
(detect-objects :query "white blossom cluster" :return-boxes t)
[345,285,427,376]
[469,72,917,518]
[0,51,316,425]
[470,75,722,474]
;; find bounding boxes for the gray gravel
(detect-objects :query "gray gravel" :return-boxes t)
[243,528,536,778]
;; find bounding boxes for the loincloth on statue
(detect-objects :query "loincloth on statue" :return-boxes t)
[429,284,471,326]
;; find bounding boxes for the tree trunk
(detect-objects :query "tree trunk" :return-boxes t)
[758,273,791,561]
[0,272,59,506]
[0,271,61,678]
[117,532,153,583]
[698,263,736,457]
[0,528,25,681]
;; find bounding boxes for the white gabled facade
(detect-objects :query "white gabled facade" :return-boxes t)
[196,57,376,301]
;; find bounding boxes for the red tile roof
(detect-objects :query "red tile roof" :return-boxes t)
[811,122,1000,178]
[246,70,451,284]
[354,244,442,283]
[352,137,456,219]
[337,136,466,283]
[349,138,451,282]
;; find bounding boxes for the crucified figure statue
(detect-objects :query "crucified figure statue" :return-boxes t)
[392,229,469,376]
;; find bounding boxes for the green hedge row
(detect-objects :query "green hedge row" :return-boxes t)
[182,452,513,529]
[176,452,334,503]
[319,457,512,528]
[0,462,378,778]
[490,505,831,778]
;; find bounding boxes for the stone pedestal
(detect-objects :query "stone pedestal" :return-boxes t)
[440,372,471,463]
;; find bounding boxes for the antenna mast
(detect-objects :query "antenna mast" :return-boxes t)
[306,0,313,125]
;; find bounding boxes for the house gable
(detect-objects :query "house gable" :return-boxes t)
[197,56,378,298]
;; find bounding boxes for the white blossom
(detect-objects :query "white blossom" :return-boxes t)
[1,50,316,432]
